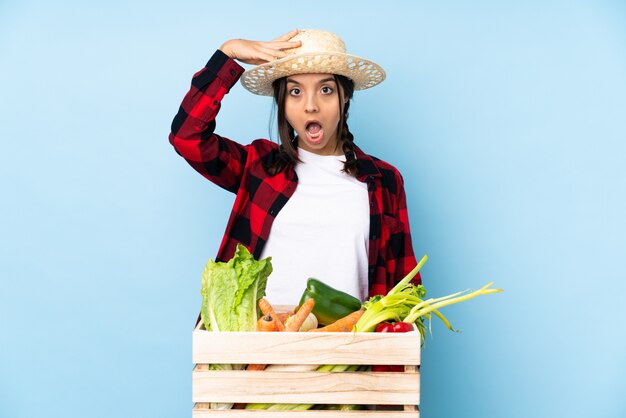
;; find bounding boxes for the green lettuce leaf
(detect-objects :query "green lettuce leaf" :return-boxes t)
[200,244,272,332]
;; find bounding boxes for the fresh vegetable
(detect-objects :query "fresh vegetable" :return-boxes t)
[294,312,318,332]
[200,244,272,410]
[372,322,415,372]
[245,403,314,411]
[246,300,316,373]
[275,312,291,324]
[246,363,268,371]
[247,299,288,372]
[258,298,286,331]
[209,252,502,411]
[353,255,504,344]
[401,282,503,327]
[353,256,427,333]
[317,404,364,411]
[200,244,272,332]
[308,309,364,332]
[285,298,315,332]
[262,364,319,372]
[256,314,279,332]
[297,278,362,325]
[246,314,278,371]
[375,322,415,333]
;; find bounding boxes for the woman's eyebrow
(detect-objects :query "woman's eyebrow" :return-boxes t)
[286,77,337,85]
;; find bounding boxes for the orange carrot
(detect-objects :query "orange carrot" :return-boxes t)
[276,312,291,323]
[258,298,285,331]
[247,313,279,372]
[308,309,365,332]
[256,314,278,332]
[246,363,267,371]
[284,298,315,332]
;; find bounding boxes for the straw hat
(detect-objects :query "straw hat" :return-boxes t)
[240,29,386,96]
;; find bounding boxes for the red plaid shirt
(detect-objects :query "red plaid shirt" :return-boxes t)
[169,50,420,296]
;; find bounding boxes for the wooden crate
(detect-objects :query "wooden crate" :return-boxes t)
[192,318,421,417]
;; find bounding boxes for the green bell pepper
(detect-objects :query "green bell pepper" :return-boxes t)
[297,278,362,326]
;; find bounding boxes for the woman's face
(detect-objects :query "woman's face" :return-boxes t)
[284,73,347,155]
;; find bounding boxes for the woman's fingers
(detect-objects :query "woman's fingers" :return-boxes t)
[270,28,302,50]
[239,45,280,65]
[262,40,301,50]
[242,41,298,65]
[253,51,279,64]
[222,32,301,65]
[258,45,290,59]
[272,29,299,42]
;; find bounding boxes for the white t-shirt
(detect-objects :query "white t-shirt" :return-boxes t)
[260,147,370,305]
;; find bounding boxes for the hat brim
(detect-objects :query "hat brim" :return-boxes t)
[240,52,386,96]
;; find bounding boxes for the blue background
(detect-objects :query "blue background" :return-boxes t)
[1,1,625,417]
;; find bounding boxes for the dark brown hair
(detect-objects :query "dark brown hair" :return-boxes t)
[265,74,357,176]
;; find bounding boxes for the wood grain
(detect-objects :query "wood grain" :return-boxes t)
[192,370,420,405]
[193,329,421,365]
[192,316,421,415]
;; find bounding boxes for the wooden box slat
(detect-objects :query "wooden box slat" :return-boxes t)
[192,407,420,417]
[192,317,421,415]
[192,413,419,418]
[193,326,421,365]
[192,370,420,405]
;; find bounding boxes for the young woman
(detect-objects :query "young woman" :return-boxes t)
[169,29,420,305]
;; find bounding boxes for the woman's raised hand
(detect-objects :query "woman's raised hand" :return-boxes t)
[219,29,302,65]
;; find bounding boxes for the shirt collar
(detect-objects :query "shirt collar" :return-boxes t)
[354,145,382,180]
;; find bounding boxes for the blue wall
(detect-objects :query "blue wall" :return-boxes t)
[1,1,625,417]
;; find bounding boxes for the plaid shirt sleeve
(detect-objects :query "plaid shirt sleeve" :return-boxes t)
[169,50,247,193]
[394,174,420,286]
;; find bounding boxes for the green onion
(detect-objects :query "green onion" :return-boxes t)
[353,255,503,342]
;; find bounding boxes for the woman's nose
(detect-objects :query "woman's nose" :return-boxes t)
[305,94,319,113]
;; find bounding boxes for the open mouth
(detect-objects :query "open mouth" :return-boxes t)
[305,121,324,143]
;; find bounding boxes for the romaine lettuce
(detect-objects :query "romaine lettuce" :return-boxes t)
[200,244,272,332]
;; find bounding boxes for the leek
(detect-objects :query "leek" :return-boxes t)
[353,255,504,342]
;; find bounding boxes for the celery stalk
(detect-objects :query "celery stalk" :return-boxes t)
[387,255,429,296]
[403,282,502,324]
[354,256,503,338]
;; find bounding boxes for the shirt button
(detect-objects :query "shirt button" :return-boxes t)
[372,235,377,240]
[230,69,236,76]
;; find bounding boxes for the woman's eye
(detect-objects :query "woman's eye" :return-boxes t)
[289,88,301,96]
[321,86,334,94]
